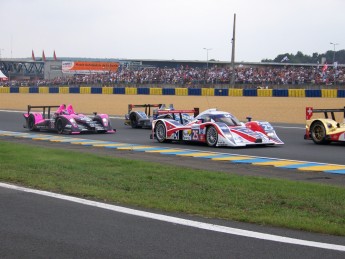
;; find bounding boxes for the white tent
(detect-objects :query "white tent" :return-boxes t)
[0,70,8,81]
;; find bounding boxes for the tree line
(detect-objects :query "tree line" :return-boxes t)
[262,49,345,64]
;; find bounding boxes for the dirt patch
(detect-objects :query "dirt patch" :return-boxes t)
[1,93,344,124]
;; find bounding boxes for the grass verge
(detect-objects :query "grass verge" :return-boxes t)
[1,141,344,236]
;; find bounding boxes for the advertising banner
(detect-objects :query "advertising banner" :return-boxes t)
[62,61,119,74]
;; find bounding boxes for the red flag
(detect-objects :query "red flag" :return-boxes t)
[322,63,328,72]
[42,50,46,61]
[32,50,36,61]
[53,50,57,61]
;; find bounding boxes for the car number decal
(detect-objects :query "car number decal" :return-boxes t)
[192,129,199,140]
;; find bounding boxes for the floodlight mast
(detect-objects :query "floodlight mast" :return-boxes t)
[231,13,236,88]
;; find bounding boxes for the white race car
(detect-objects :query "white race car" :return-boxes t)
[152,108,284,147]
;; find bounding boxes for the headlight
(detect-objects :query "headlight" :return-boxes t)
[267,132,274,137]
[102,118,108,126]
[69,118,77,127]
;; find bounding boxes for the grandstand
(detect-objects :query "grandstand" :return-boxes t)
[0,57,344,89]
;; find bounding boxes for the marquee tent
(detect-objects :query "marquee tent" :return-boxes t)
[0,70,8,81]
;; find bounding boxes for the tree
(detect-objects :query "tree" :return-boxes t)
[261,50,345,64]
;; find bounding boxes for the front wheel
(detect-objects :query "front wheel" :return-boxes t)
[155,122,167,143]
[310,121,330,144]
[206,126,218,147]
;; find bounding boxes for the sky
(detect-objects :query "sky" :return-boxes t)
[1,0,344,62]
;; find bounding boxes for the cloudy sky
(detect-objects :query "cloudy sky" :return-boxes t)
[1,0,344,62]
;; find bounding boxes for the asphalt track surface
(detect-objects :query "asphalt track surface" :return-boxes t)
[1,110,345,258]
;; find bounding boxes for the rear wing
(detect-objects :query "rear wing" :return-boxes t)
[128,104,162,116]
[306,106,345,121]
[27,105,61,119]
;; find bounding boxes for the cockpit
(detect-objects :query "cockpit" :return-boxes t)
[196,113,242,126]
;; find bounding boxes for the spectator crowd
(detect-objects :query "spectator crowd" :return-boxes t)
[2,65,345,88]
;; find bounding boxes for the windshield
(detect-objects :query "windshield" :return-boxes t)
[210,114,242,126]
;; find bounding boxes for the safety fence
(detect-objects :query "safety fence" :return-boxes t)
[0,87,345,97]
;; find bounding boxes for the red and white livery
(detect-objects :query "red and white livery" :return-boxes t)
[152,108,284,147]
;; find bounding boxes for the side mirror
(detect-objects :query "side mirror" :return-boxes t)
[246,116,252,122]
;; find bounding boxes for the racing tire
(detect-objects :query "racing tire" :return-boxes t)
[56,118,64,134]
[310,121,330,145]
[155,121,167,143]
[206,126,218,147]
[130,114,139,128]
[27,114,36,131]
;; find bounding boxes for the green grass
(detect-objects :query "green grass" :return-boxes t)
[1,141,345,236]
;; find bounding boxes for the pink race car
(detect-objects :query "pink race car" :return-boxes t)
[23,104,115,134]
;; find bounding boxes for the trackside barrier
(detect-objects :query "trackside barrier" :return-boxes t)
[273,89,288,97]
[202,88,215,96]
[150,88,162,95]
[114,88,125,94]
[257,89,273,97]
[80,87,91,94]
[10,87,19,93]
[214,89,228,96]
[338,90,345,98]
[162,88,175,95]
[188,88,201,96]
[288,89,305,97]
[59,87,69,94]
[49,87,59,93]
[69,87,80,94]
[19,87,29,94]
[229,89,243,96]
[2,87,345,98]
[125,87,137,95]
[175,88,188,96]
[39,87,49,94]
[91,87,102,94]
[243,89,257,96]
[0,87,10,93]
[29,87,39,93]
[322,89,337,98]
[305,89,321,97]
[102,87,113,94]
[137,88,150,95]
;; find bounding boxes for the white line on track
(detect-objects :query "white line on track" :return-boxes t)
[1,182,344,252]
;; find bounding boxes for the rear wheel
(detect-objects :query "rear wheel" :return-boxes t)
[27,114,36,131]
[155,121,167,143]
[310,121,330,144]
[130,114,139,128]
[56,118,64,134]
[206,126,218,147]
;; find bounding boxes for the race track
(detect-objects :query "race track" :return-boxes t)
[2,110,345,258]
[1,110,344,165]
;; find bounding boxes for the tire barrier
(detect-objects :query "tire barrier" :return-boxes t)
[175,88,188,96]
[229,89,243,96]
[150,88,162,95]
[137,88,150,95]
[1,87,344,98]
[202,88,214,96]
